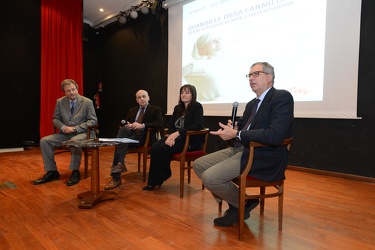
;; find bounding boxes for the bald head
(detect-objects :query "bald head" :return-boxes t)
[136,89,150,107]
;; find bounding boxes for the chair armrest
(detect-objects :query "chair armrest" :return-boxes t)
[241,138,293,179]
[87,124,99,139]
[180,128,210,157]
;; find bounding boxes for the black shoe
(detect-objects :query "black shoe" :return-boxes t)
[33,171,60,185]
[214,205,239,227]
[67,171,81,186]
[142,183,162,190]
[244,199,260,220]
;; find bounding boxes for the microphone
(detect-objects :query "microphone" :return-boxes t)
[231,101,239,124]
[120,119,128,127]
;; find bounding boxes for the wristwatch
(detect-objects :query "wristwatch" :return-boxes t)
[73,127,77,132]
[236,130,240,139]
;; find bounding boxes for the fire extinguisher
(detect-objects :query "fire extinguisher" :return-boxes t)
[94,93,100,109]
[94,82,102,109]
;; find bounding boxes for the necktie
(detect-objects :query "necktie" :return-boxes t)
[71,102,75,115]
[135,107,145,135]
[136,107,145,123]
[243,99,260,130]
[233,99,260,148]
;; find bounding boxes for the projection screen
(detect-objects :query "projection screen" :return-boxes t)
[166,0,362,118]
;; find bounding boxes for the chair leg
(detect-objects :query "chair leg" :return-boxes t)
[260,187,266,215]
[180,162,185,198]
[187,161,191,184]
[142,151,147,182]
[278,186,284,231]
[137,152,141,173]
[238,182,246,241]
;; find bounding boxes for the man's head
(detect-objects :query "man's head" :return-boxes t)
[61,79,79,101]
[136,90,150,107]
[247,62,275,97]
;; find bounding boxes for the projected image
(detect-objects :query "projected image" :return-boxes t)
[182,0,326,103]
[182,33,231,101]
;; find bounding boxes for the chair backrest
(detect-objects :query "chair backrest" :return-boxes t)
[141,127,162,148]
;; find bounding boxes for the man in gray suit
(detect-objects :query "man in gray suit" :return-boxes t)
[34,79,98,186]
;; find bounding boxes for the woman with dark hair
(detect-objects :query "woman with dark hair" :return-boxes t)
[143,84,204,190]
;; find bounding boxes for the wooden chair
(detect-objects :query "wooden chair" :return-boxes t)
[55,124,99,179]
[127,128,162,182]
[167,128,210,198]
[229,138,292,240]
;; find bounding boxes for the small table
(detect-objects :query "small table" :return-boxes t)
[62,138,138,209]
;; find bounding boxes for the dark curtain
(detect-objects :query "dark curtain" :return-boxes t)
[40,0,83,138]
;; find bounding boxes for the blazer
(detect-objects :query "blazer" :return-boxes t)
[53,94,98,137]
[168,101,204,150]
[126,104,163,145]
[237,87,294,182]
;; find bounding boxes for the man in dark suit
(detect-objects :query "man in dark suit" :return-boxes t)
[193,62,294,227]
[104,89,163,190]
[34,79,98,186]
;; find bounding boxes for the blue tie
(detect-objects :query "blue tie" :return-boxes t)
[71,102,75,115]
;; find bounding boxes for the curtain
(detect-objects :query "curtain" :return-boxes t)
[40,0,83,138]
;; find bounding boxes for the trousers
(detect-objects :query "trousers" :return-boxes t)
[40,132,87,171]
[193,146,243,208]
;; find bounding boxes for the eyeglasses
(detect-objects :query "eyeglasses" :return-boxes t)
[246,71,269,79]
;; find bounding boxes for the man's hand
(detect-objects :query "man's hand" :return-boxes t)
[126,122,143,130]
[62,126,75,134]
[210,122,237,141]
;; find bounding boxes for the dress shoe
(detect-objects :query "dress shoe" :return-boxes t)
[104,178,122,190]
[112,163,127,173]
[214,204,239,227]
[33,171,60,185]
[142,183,162,190]
[66,171,81,186]
[246,199,259,213]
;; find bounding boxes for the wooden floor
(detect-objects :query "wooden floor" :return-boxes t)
[0,146,374,250]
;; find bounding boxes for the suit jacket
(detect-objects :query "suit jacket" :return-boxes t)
[126,104,163,145]
[168,101,204,150]
[53,94,98,137]
[237,87,294,182]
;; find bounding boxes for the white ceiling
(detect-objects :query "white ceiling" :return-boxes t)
[83,0,140,28]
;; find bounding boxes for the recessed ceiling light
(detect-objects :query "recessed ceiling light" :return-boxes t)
[99,8,104,12]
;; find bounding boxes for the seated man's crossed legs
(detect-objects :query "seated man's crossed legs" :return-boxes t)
[193,147,259,227]
[104,126,141,190]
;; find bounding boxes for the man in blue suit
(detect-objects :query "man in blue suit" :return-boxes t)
[34,79,98,186]
[193,62,294,227]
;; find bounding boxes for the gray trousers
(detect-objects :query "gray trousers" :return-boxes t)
[193,146,243,208]
[40,132,87,172]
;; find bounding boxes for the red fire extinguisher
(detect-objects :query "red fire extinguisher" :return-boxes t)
[94,93,100,109]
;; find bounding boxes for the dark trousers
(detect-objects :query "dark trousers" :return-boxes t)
[111,126,141,179]
[147,137,185,186]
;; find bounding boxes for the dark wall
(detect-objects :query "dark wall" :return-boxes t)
[1,0,41,148]
[2,0,374,178]
[83,12,168,137]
